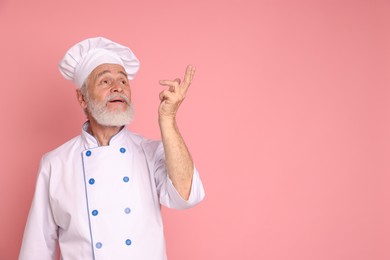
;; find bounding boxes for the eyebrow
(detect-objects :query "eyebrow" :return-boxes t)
[118,71,128,78]
[96,70,128,79]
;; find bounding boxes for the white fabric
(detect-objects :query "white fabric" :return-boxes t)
[58,37,140,88]
[19,123,205,260]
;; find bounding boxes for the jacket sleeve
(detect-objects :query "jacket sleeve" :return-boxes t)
[153,142,205,209]
[19,156,59,260]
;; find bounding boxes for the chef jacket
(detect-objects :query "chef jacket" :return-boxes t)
[19,122,205,260]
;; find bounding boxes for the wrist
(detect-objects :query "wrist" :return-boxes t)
[159,114,177,127]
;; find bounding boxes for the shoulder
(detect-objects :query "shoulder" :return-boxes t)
[41,135,83,163]
[124,129,162,154]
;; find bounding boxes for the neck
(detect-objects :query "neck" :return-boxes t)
[87,117,124,146]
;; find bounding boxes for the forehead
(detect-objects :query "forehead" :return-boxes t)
[90,63,127,78]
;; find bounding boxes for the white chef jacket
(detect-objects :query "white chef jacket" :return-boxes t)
[19,122,205,260]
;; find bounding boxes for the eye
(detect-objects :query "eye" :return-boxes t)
[100,78,112,86]
[119,78,128,85]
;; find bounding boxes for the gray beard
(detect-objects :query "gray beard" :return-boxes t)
[86,94,135,127]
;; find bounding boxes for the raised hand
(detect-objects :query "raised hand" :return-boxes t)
[158,65,195,119]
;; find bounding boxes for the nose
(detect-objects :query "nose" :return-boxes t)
[111,81,123,93]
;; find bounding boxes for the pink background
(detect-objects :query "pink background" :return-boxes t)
[1,0,389,259]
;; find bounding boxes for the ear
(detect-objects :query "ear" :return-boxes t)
[76,89,88,110]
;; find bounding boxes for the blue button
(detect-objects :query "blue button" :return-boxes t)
[124,207,131,214]
[125,239,132,246]
[120,147,126,153]
[92,210,99,216]
[123,176,130,183]
[86,151,92,157]
[89,178,95,185]
[96,242,102,249]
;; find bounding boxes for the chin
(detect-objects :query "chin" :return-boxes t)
[94,108,135,127]
[88,100,135,127]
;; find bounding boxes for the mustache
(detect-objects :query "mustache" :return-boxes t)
[105,93,130,104]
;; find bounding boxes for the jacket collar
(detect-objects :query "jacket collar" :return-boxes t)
[81,121,127,148]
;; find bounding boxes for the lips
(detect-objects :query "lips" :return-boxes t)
[110,98,125,103]
[108,95,128,104]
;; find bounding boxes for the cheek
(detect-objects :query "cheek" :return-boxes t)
[92,90,109,102]
[124,88,132,99]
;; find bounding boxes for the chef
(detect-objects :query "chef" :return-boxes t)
[19,37,205,260]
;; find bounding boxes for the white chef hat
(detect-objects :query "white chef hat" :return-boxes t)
[58,37,140,88]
